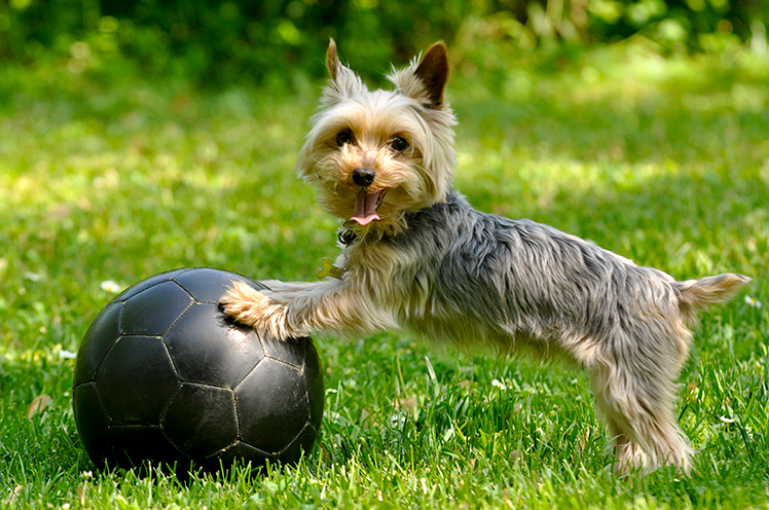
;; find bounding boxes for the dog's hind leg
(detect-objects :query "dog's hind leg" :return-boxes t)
[589,345,693,476]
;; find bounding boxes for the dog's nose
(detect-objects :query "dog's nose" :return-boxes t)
[352,168,375,187]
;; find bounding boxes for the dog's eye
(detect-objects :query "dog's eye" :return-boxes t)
[336,130,354,147]
[389,136,409,153]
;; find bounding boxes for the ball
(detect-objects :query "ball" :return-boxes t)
[72,267,324,473]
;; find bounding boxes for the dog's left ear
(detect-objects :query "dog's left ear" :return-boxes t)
[392,42,449,109]
[413,42,449,108]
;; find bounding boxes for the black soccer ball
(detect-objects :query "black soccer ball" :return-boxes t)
[72,267,324,473]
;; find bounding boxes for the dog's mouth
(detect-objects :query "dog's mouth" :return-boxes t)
[351,189,387,225]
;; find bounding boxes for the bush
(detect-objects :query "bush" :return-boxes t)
[0,0,766,87]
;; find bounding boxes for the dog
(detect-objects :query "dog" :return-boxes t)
[220,40,750,475]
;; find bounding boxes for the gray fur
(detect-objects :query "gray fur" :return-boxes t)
[366,190,679,356]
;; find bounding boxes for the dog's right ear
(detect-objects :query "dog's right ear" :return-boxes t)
[326,39,341,81]
[322,39,366,106]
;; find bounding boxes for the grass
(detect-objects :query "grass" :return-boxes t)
[1,43,768,508]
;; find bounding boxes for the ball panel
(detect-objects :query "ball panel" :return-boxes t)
[162,383,239,459]
[72,382,111,463]
[304,340,325,430]
[201,440,273,472]
[107,426,190,472]
[74,301,121,386]
[261,336,306,368]
[164,303,264,388]
[277,423,319,464]
[173,267,268,303]
[97,336,180,425]
[113,268,193,302]
[121,281,193,336]
[236,358,310,454]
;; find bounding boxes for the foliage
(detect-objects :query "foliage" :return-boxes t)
[1,41,768,507]
[0,0,767,86]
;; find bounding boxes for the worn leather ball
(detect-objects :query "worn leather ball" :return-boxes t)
[72,267,324,474]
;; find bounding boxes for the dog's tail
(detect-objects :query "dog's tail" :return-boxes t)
[673,273,751,324]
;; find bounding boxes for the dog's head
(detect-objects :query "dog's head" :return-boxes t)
[296,40,457,237]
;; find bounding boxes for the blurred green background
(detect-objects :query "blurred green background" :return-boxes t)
[1,0,767,88]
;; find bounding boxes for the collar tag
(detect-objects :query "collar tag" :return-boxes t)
[318,258,345,279]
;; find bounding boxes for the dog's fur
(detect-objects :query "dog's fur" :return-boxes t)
[220,40,750,475]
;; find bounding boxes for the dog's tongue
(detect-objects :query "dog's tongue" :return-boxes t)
[351,190,382,225]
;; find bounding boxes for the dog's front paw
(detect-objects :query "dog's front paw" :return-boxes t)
[220,281,272,327]
[219,281,297,340]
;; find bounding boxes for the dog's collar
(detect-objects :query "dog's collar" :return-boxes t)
[338,226,358,246]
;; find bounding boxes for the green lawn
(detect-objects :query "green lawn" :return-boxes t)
[1,44,768,508]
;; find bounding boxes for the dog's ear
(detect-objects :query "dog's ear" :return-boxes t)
[326,38,341,80]
[322,39,366,106]
[391,42,450,109]
[413,42,449,108]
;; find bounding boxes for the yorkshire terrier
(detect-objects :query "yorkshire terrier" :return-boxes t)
[220,40,750,475]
